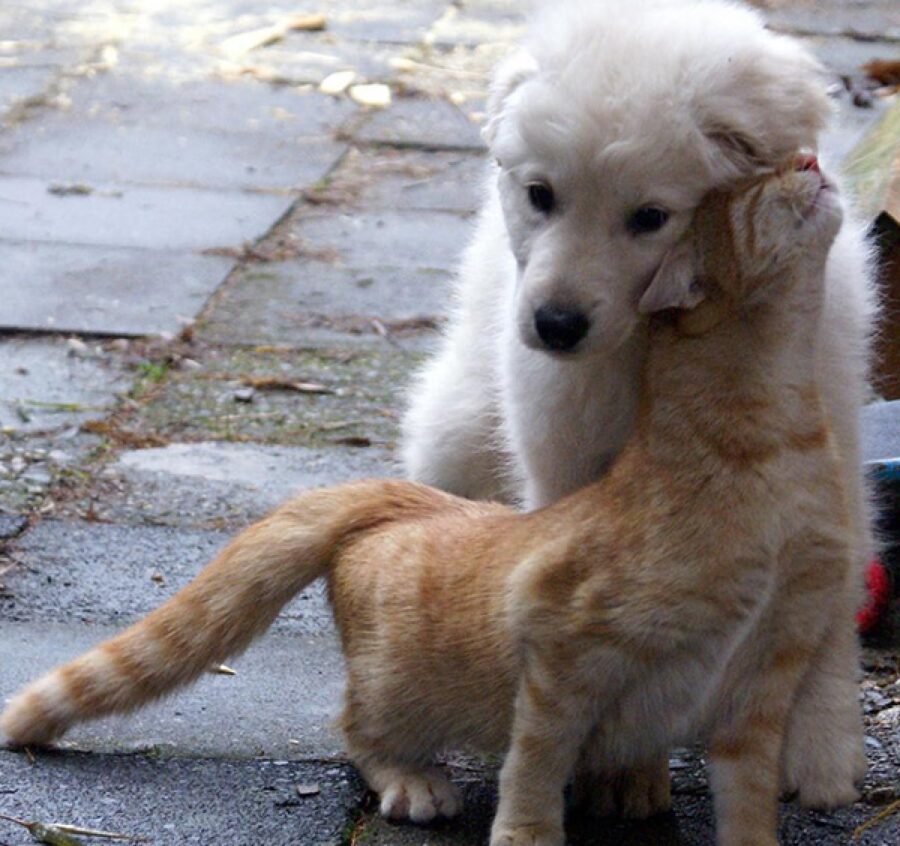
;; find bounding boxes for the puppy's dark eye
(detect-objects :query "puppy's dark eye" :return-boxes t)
[627,206,670,235]
[527,183,555,214]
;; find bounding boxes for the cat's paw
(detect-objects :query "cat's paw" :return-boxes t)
[619,765,672,819]
[573,761,671,819]
[378,769,461,823]
[489,821,564,846]
[782,719,864,809]
[782,749,863,809]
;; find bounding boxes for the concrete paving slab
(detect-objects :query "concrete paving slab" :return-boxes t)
[427,1,525,48]
[0,750,363,846]
[0,65,59,119]
[315,0,447,44]
[201,207,470,346]
[201,262,450,348]
[0,337,127,433]
[0,75,351,191]
[2,519,334,636]
[0,176,292,251]
[125,346,412,447]
[0,120,344,193]
[224,37,402,87]
[0,240,233,336]
[767,0,900,41]
[0,621,345,758]
[78,441,397,528]
[344,96,485,151]
[290,208,472,272]
[315,147,487,213]
[348,782,900,846]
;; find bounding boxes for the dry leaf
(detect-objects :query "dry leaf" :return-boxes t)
[864,59,900,87]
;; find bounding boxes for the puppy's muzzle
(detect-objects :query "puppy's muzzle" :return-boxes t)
[534,305,590,352]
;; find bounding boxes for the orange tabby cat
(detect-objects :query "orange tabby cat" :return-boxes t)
[2,159,850,846]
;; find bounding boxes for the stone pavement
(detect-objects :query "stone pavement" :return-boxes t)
[0,1,898,844]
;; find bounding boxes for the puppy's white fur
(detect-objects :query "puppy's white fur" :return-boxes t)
[402,0,876,811]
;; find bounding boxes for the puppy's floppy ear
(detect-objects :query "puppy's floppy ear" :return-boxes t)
[639,240,703,315]
[482,49,539,148]
[693,35,831,178]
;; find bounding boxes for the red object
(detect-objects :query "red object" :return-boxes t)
[857,559,892,634]
[794,152,820,173]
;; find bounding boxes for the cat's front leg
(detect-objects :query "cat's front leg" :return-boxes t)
[708,658,799,846]
[490,658,594,846]
[709,561,844,845]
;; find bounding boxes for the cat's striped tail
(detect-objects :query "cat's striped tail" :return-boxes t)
[1,479,453,747]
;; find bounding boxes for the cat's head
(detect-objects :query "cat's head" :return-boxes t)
[638,154,842,326]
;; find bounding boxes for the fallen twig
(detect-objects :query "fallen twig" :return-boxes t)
[0,814,85,846]
[50,824,147,842]
[239,377,334,395]
[0,813,148,845]
[853,797,900,840]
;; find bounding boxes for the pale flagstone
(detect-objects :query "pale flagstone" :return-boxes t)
[0,748,362,846]
[0,621,345,758]
[100,441,397,527]
[0,176,292,251]
[766,0,900,40]
[0,239,234,336]
[5,519,335,636]
[116,441,395,493]
[345,96,485,151]
[0,336,128,432]
[0,74,352,191]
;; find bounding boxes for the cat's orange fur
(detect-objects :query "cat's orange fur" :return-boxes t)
[2,163,850,846]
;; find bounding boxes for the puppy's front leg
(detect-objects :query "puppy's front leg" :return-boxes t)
[490,656,594,846]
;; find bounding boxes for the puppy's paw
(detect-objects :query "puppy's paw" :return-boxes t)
[378,769,462,824]
[489,820,564,846]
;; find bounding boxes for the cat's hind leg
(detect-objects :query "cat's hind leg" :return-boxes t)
[780,590,865,808]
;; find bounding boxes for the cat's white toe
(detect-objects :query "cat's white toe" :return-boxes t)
[489,822,564,846]
[378,770,461,823]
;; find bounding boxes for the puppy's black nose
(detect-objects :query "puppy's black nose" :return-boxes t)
[534,305,590,351]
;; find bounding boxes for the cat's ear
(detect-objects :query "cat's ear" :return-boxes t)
[639,241,704,315]
[482,49,539,148]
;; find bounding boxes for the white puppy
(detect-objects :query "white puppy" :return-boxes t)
[402,0,876,816]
